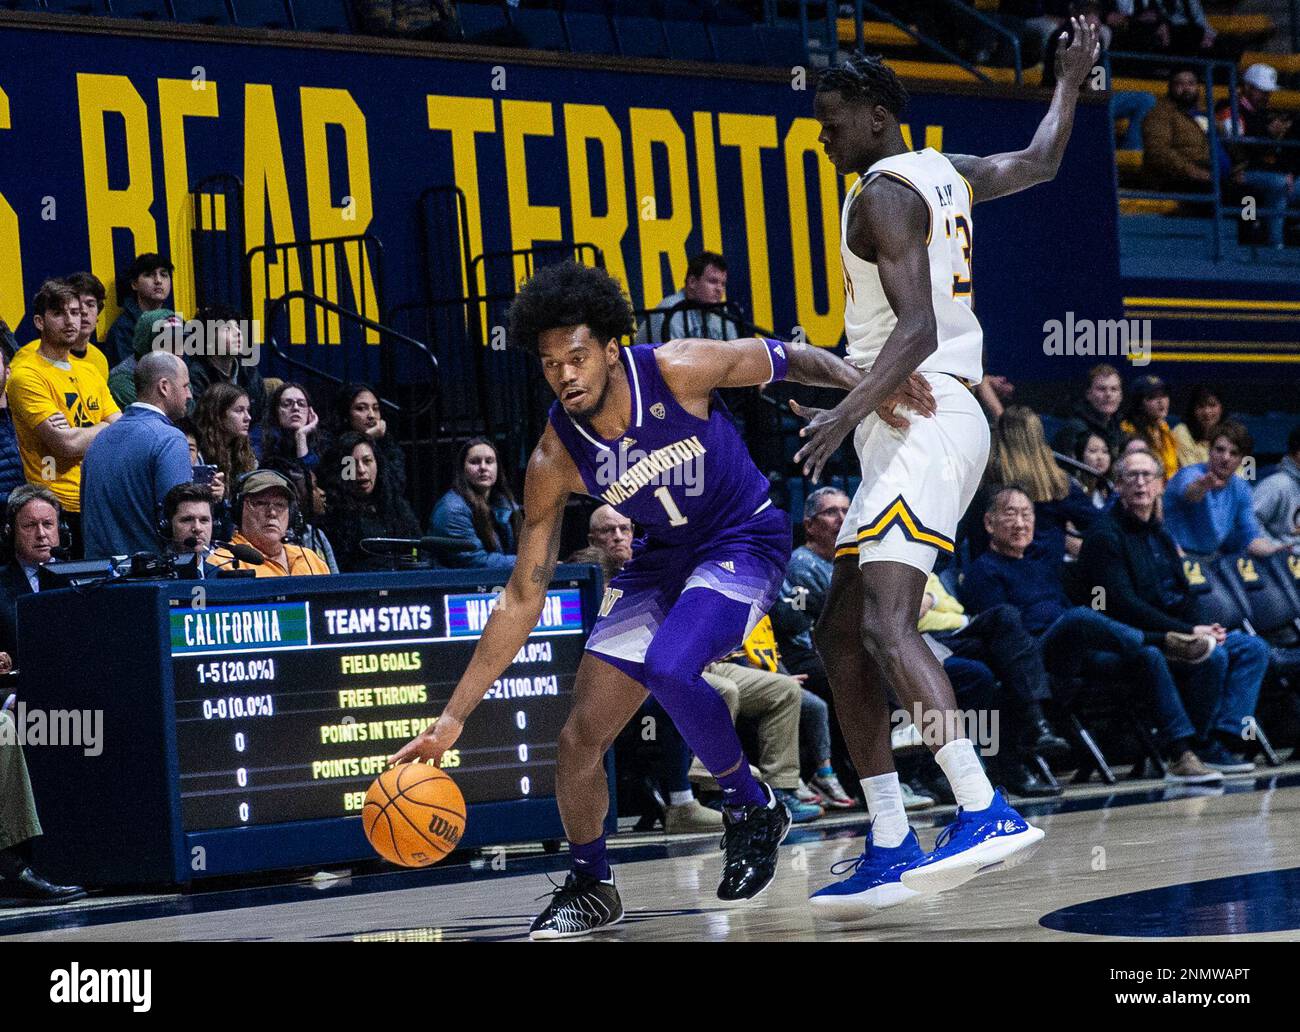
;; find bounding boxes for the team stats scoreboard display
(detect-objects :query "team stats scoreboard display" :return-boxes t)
[171,579,589,833]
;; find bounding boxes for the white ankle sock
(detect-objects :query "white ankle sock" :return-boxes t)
[668,791,694,807]
[935,738,994,811]
[860,772,909,848]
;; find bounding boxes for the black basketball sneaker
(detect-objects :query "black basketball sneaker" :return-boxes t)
[717,784,792,901]
[529,871,624,940]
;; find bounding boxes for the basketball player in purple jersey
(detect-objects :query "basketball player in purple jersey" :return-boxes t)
[393,261,930,938]
[789,22,1102,920]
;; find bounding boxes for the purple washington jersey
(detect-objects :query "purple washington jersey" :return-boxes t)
[548,344,774,547]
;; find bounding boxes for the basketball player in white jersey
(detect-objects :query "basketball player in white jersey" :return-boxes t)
[791,20,1101,921]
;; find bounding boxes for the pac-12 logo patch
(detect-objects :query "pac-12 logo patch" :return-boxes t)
[650,403,666,419]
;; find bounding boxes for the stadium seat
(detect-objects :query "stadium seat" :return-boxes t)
[458,1,509,43]
[288,0,349,33]
[173,0,234,25]
[661,1,714,62]
[109,0,172,19]
[756,22,807,68]
[41,0,110,14]
[708,19,764,66]
[231,0,291,29]
[0,0,47,10]
[509,5,568,51]
[612,13,669,60]
[1224,555,1300,646]
[562,8,615,55]
[1182,556,1251,629]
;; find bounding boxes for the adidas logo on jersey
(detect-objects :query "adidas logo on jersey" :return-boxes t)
[720,561,735,573]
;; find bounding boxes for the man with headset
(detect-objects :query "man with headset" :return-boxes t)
[207,469,331,577]
[160,481,218,574]
[0,484,87,905]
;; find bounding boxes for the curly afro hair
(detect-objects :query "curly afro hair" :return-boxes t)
[506,261,636,356]
[816,54,909,116]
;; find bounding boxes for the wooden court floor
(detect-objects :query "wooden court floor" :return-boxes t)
[3,767,1299,942]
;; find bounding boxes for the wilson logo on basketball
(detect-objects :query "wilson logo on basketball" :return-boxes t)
[427,813,463,847]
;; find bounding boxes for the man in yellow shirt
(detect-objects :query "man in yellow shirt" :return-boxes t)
[207,470,330,577]
[4,280,120,556]
[12,272,111,384]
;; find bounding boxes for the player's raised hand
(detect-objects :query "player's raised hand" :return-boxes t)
[1056,16,1101,91]
[390,713,463,767]
[790,399,853,484]
[876,372,936,429]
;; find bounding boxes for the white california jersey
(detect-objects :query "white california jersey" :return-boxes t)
[840,148,983,383]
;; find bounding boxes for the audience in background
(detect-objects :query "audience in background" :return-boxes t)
[1078,448,1269,774]
[1253,426,1300,551]
[209,469,330,577]
[1111,0,1217,57]
[161,482,217,571]
[107,308,181,409]
[81,351,193,559]
[186,305,265,426]
[636,252,740,343]
[1142,67,1216,195]
[1164,420,1286,558]
[335,383,406,497]
[430,437,520,570]
[261,457,340,574]
[1053,362,1125,458]
[320,431,420,573]
[1070,430,1114,508]
[262,382,323,468]
[5,280,121,556]
[193,382,257,492]
[104,254,173,367]
[1172,384,1229,471]
[0,347,24,505]
[12,272,110,384]
[1121,374,1178,481]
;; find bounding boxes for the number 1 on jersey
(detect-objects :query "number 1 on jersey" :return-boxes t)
[654,486,688,526]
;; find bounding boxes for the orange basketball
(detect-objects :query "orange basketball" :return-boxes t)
[363,764,467,868]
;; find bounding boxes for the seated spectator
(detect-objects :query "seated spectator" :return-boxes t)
[1043,3,1155,150]
[635,252,740,343]
[262,382,323,468]
[1,697,87,904]
[320,431,420,573]
[1172,384,1230,471]
[1112,0,1216,57]
[1254,426,1300,551]
[335,382,406,497]
[1052,362,1125,458]
[104,253,173,366]
[429,437,520,570]
[1219,64,1300,248]
[1164,420,1285,558]
[983,405,1096,562]
[918,570,1070,793]
[194,382,257,493]
[1078,448,1270,773]
[12,271,111,384]
[571,505,720,834]
[186,305,266,427]
[82,351,193,559]
[208,470,331,577]
[1070,430,1114,508]
[5,280,121,556]
[260,457,340,574]
[1121,373,1178,481]
[0,346,24,505]
[107,309,181,409]
[1141,67,1216,195]
[0,485,65,661]
[160,481,218,572]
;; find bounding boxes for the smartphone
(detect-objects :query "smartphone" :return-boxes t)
[192,464,219,486]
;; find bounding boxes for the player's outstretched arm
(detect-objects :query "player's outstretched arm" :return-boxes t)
[657,334,858,394]
[390,428,579,766]
[946,16,1101,203]
[792,178,937,481]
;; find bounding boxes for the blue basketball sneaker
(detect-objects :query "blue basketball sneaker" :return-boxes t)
[809,826,924,922]
[899,789,1044,895]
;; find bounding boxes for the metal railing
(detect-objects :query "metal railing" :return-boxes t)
[1109,50,1300,261]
